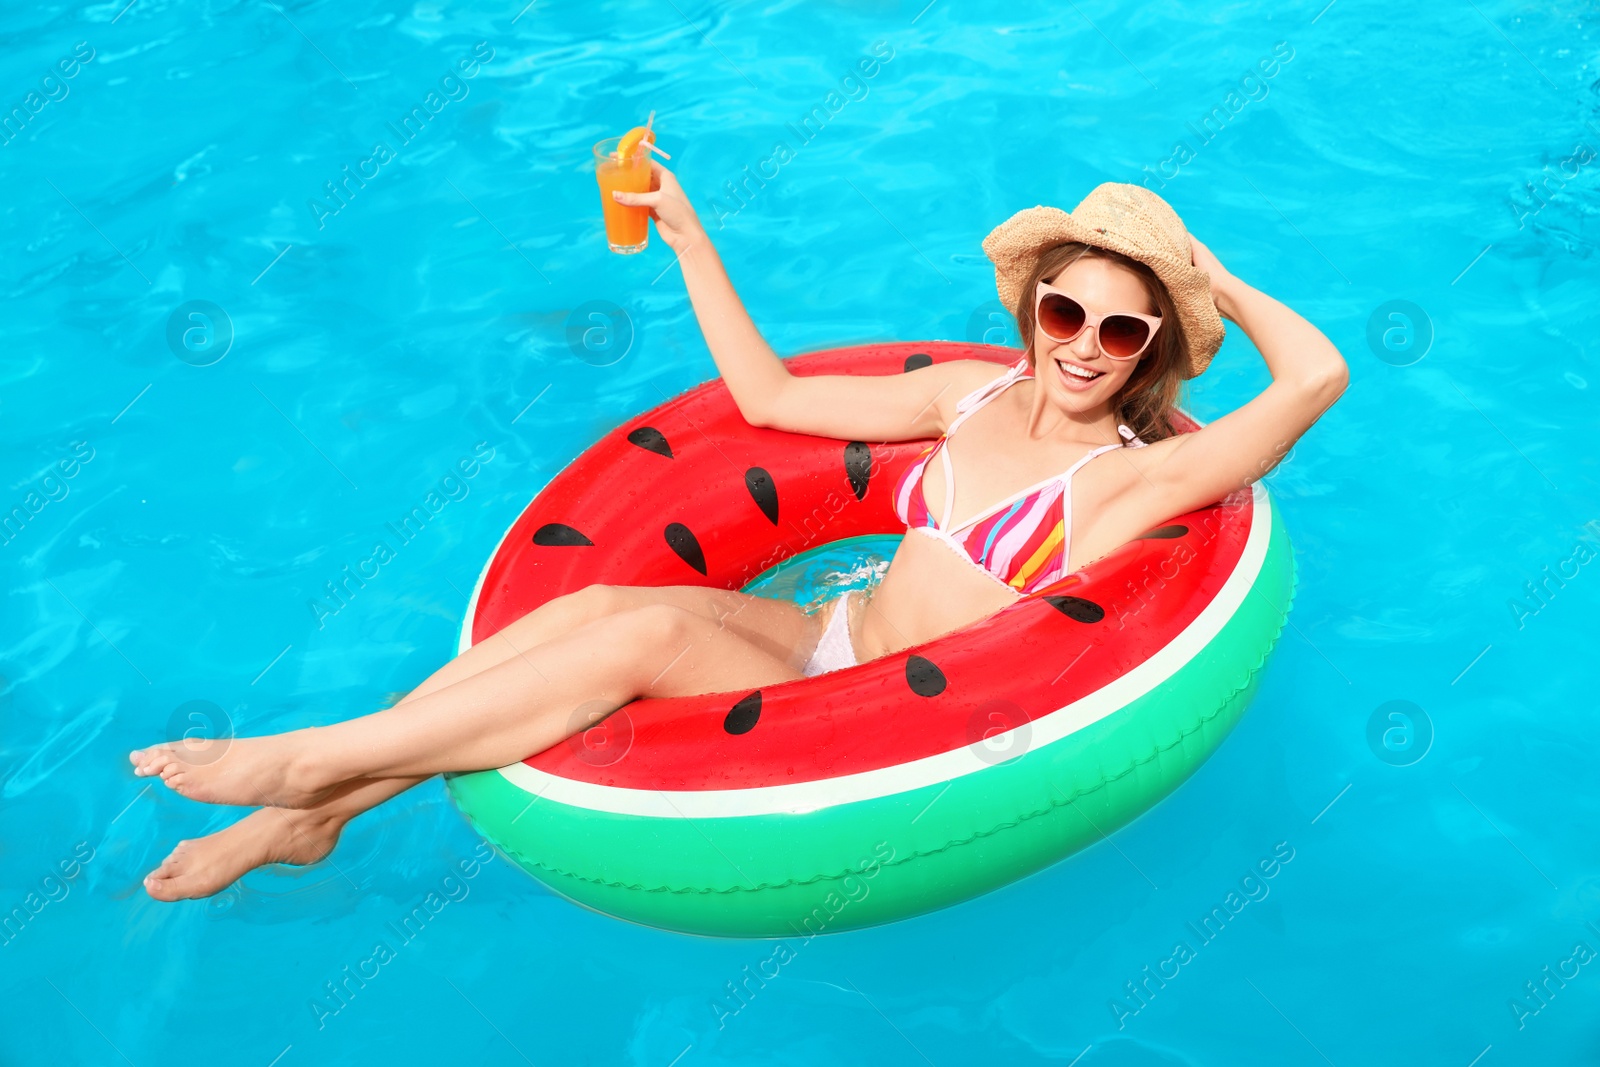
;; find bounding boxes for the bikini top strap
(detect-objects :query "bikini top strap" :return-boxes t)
[1117,424,1147,448]
[1062,439,1134,482]
[946,358,1031,437]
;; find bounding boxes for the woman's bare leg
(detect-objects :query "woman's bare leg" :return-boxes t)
[132,583,815,800]
[132,604,807,806]
[302,582,813,808]
[140,585,820,897]
[389,583,818,704]
[140,585,817,898]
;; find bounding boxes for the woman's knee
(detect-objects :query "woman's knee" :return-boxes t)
[597,603,699,651]
[542,583,628,624]
[521,585,709,643]
[603,605,709,692]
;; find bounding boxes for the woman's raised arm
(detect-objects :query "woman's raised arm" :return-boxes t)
[1123,236,1350,518]
[614,161,993,442]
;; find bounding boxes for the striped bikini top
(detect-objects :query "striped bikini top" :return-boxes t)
[891,358,1146,597]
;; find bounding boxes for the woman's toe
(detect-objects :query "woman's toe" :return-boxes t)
[145,874,181,901]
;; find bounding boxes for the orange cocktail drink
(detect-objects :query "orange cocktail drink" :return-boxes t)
[594,134,652,254]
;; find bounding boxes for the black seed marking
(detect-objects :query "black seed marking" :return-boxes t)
[745,467,779,524]
[626,426,673,459]
[903,352,933,372]
[1137,524,1188,540]
[664,522,707,575]
[724,691,761,734]
[905,655,947,697]
[1044,595,1106,624]
[532,523,593,547]
[844,441,872,501]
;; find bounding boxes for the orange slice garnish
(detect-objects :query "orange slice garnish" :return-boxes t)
[616,125,654,162]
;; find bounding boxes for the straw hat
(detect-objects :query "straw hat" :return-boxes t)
[981,183,1226,379]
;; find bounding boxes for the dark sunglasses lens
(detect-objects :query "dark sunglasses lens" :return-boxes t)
[1038,293,1085,340]
[1099,315,1151,358]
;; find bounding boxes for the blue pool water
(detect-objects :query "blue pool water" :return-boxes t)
[743,534,895,611]
[4,0,1599,1062]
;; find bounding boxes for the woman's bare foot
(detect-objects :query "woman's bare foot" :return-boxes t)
[142,806,343,901]
[129,730,335,808]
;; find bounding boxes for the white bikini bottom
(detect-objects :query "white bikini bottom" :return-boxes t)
[801,589,861,677]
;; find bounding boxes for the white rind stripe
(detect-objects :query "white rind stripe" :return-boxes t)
[488,480,1277,819]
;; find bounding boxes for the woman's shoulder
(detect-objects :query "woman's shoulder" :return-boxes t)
[948,355,1030,403]
[898,356,1027,431]
[908,355,1023,387]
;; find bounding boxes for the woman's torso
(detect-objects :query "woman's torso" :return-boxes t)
[853,369,1161,661]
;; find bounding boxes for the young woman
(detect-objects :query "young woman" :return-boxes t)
[132,165,1347,901]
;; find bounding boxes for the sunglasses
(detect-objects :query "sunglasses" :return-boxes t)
[1033,280,1162,360]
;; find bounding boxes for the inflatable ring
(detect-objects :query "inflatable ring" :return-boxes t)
[447,341,1296,937]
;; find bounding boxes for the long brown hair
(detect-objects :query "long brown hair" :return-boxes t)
[1011,241,1188,443]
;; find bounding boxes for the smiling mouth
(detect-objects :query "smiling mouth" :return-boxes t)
[1055,357,1104,384]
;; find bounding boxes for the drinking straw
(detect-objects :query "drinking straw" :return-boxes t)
[643,111,670,158]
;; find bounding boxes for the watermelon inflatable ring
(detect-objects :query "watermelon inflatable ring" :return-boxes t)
[446,341,1296,937]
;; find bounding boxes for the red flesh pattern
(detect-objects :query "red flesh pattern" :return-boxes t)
[470,343,1251,791]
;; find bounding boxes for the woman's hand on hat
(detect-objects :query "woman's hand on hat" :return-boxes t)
[1188,235,1239,320]
[612,160,705,254]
